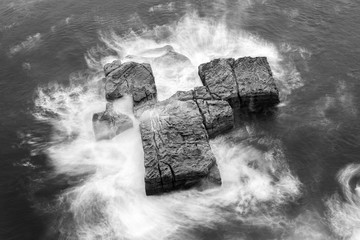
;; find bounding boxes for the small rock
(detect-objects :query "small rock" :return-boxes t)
[105,61,157,109]
[103,60,121,76]
[92,103,133,140]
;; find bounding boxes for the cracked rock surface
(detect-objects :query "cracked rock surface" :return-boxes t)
[105,61,157,109]
[199,57,280,112]
[140,100,221,195]
[92,103,133,140]
[169,87,234,139]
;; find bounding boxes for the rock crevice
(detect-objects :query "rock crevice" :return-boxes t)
[93,56,280,195]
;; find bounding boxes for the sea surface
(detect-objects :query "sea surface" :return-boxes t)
[1,0,360,239]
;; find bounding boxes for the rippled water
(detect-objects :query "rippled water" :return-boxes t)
[1,0,360,239]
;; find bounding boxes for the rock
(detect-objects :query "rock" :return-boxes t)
[169,89,234,138]
[196,99,234,138]
[153,50,192,68]
[92,103,133,140]
[198,57,280,112]
[233,57,280,112]
[198,58,238,101]
[105,61,157,109]
[140,100,221,195]
[104,60,122,76]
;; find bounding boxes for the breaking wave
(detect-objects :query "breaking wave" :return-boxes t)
[96,12,303,101]
[9,32,42,56]
[33,11,304,240]
[326,164,360,240]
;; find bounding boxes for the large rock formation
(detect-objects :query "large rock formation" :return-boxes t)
[199,57,280,112]
[95,56,280,195]
[104,61,157,109]
[92,103,133,140]
[140,100,221,195]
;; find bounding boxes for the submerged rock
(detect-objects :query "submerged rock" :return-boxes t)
[198,57,280,112]
[140,100,221,195]
[105,61,157,108]
[92,103,133,140]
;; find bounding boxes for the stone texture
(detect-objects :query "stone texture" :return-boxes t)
[198,58,238,101]
[105,61,157,108]
[198,57,280,112]
[92,103,133,140]
[104,60,122,77]
[196,99,234,138]
[139,100,221,195]
[233,57,280,112]
[168,88,234,138]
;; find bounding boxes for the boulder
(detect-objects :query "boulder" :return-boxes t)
[103,60,121,77]
[140,100,221,195]
[153,50,192,68]
[198,58,238,102]
[196,99,234,138]
[169,88,234,138]
[105,61,157,109]
[198,57,280,112]
[233,57,280,112]
[92,103,133,140]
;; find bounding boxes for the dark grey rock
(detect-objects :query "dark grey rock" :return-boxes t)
[168,88,234,138]
[198,57,280,112]
[196,99,234,138]
[104,60,122,76]
[105,61,157,109]
[92,103,133,140]
[198,58,238,101]
[139,100,221,195]
[232,57,280,112]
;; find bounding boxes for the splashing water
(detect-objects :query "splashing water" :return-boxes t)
[33,12,304,240]
[326,164,360,240]
[97,12,302,101]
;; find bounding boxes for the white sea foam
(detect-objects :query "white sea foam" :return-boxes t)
[9,33,42,55]
[33,11,303,240]
[149,2,175,13]
[98,12,302,101]
[326,164,360,240]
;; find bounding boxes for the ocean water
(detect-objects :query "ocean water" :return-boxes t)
[1,0,360,239]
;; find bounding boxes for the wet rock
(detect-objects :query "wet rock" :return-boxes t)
[233,57,280,112]
[140,100,221,195]
[198,58,238,101]
[169,88,234,138]
[198,57,280,112]
[92,103,133,140]
[196,99,234,138]
[153,50,192,68]
[103,60,121,76]
[105,61,157,109]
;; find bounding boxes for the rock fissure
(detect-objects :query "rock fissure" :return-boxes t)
[162,162,176,188]
[95,56,280,195]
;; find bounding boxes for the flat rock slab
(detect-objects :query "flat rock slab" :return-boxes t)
[233,57,280,111]
[140,100,221,195]
[105,61,157,109]
[93,103,133,140]
[198,57,280,112]
[169,87,234,139]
